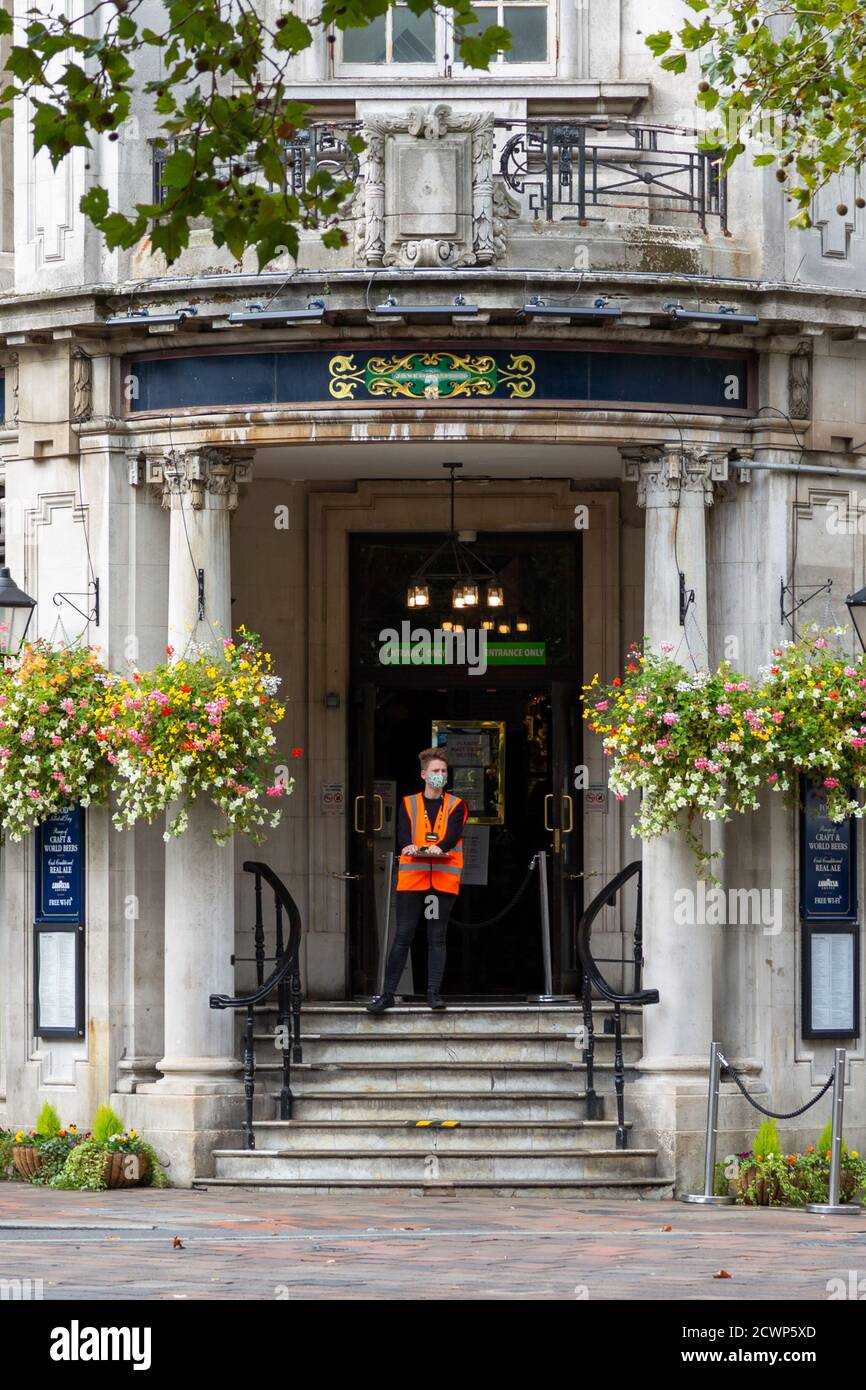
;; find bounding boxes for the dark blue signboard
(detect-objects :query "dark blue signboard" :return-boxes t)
[799,781,858,922]
[127,345,753,416]
[35,806,85,924]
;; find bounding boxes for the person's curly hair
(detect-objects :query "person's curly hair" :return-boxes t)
[419,747,449,770]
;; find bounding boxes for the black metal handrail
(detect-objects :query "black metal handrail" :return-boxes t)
[151,118,726,234]
[576,859,659,1148]
[210,860,303,1151]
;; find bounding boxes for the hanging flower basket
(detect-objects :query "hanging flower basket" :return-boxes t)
[98,626,291,843]
[582,626,866,873]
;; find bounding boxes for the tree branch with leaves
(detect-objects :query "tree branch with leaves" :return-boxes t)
[646,0,866,228]
[0,0,510,265]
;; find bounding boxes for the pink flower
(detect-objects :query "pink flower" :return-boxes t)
[594,701,609,712]
[844,666,857,678]
[50,735,62,747]
[615,793,625,801]
[660,641,674,654]
[815,637,828,648]
[655,738,669,749]
[78,698,88,708]
[851,738,866,748]
[767,773,779,785]
[20,729,34,744]
[707,761,722,774]
[772,711,784,723]
[662,712,678,726]
[107,751,117,764]
[266,784,285,798]
[28,789,40,801]
[824,777,840,790]
[694,757,709,770]
[716,703,732,716]
[38,703,50,714]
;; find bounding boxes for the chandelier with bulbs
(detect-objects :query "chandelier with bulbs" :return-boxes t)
[406,463,507,616]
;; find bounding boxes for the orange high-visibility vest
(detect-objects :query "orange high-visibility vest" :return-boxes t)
[397,791,466,895]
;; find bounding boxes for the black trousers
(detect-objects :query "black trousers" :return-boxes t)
[383,888,457,995]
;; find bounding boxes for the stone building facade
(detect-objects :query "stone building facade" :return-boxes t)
[1,0,866,1190]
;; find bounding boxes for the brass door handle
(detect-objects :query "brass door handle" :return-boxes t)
[373,793,384,833]
[543,793,554,831]
[353,794,365,833]
[562,793,574,833]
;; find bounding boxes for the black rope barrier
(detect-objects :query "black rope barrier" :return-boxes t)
[449,855,539,929]
[720,1052,834,1121]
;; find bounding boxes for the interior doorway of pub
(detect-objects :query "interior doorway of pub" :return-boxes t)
[346,532,582,999]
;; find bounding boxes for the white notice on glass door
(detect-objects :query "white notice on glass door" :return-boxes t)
[37,931,77,1031]
[810,932,855,1032]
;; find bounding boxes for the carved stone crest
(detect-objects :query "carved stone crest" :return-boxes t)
[362,104,498,268]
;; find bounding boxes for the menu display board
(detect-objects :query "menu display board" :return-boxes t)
[33,807,85,1038]
[799,782,857,922]
[802,923,860,1039]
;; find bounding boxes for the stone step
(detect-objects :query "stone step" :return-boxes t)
[248,1004,640,1037]
[258,1060,635,1094]
[209,1147,659,1182]
[253,1032,641,1065]
[251,1119,626,1151]
[275,1090,590,1121]
[194,1176,673,1196]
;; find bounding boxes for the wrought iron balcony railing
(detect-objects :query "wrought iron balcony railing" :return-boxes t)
[151,118,727,234]
[497,119,727,233]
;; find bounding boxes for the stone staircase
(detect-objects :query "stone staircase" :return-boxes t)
[195,1002,672,1195]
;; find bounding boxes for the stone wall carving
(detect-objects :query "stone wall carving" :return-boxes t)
[788,342,812,420]
[5,352,18,426]
[362,105,499,268]
[71,348,93,422]
[144,447,254,511]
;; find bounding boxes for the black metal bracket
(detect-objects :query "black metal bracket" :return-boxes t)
[52,577,99,626]
[679,570,694,627]
[780,576,832,631]
[197,568,205,621]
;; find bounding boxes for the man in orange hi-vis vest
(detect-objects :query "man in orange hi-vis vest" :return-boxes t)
[367,747,468,1014]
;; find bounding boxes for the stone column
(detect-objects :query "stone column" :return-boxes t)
[118,448,254,1184]
[622,445,727,1189]
[151,448,252,1091]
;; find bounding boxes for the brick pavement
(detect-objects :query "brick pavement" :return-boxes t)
[0,1183,864,1300]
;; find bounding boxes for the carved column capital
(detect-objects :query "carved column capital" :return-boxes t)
[622,445,728,508]
[146,448,253,511]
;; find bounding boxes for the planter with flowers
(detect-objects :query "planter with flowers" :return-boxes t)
[0,641,110,841]
[11,1103,88,1184]
[583,628,866,873]
[50,1106,169,1191]
[98,627,290,843]
[714,1120,866,1207]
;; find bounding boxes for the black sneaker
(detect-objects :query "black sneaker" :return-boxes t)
[366,992,395,1015]
[427,993,447,1011]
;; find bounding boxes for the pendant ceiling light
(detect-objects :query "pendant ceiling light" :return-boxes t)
[405,463,505,612]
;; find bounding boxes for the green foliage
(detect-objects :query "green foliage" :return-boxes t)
[92,1105,125,1143]
[752,1118,781,1158]
[36,1102,62,1139]
[816,1121,848,1157]
[645,1,866,227]
[0,0,512,266]
[49,1137,170,1190]
[0,1129,14,1179]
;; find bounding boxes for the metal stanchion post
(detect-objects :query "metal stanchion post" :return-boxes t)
[807,1049,862,1215]
[527,852,570,1004]
[376,851,395,998]
[684,1041,734,1204]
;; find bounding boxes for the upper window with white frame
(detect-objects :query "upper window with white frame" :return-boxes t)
[338,0,554,75]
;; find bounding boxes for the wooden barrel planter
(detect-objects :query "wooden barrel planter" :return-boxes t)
[12,1146,42,1182]
[104,1151,149,1189]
